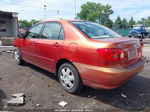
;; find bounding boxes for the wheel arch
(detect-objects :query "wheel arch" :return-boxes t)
[55,58,76,74]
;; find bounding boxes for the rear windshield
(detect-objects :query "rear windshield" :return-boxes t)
[71,21,121,39]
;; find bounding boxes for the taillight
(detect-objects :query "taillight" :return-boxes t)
[97,48,127,67]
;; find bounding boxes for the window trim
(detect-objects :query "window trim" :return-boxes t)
[58,27,65,40]
[40,21,65,40]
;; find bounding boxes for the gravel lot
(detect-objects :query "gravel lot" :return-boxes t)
[0,46,150,112]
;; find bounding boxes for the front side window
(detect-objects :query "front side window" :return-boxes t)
[71,21,121,39]
[25,23,43,39]
[41,22,63,39]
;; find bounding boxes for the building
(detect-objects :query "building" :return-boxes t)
[0,10,18,45]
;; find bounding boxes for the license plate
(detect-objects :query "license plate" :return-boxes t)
[128,47,137,60]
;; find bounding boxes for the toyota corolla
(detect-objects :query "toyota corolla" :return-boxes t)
[14,20,146,93]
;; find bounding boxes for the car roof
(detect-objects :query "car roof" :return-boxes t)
[39,19,85,24]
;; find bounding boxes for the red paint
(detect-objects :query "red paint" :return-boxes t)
[14,20,146,89]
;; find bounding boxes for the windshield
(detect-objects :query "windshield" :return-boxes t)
[71,21,121,39]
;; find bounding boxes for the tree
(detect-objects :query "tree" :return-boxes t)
[19,20,30,29]
[29,19,40,26]
[19,19,40,29]
[129,17,136,27]
[77,2,113,28]
[122,18,129,28]
[103,18,113,28]
[113,16,122,29]
[146,17,150,26]
[138,17,150,27]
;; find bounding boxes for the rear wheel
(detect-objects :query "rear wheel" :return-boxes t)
[14,48,24,65]
[58,63,83,94]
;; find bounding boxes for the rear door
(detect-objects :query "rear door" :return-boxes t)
[21,23,44,64]
[35,22,65,72]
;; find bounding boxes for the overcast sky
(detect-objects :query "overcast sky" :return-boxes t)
[0,0,150,21]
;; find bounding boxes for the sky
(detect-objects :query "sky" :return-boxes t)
[0,0,150,21]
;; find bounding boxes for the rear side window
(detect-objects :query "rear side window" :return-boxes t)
[25,23,43,39]
[41,22,64,40]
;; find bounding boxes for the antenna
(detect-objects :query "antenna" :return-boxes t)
[57,9,59,19]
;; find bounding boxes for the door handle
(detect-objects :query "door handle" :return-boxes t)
[53,42,60,47]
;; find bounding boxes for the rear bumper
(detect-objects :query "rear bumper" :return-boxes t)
[73,57,146,89]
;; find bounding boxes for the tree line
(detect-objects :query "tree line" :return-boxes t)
[19,19,40,29]
[19,2,150,29]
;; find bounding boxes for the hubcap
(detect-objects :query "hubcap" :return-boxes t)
[15,50,20,62]
[60,67,75,89]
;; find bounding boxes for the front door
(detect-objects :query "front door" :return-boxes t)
[21,23,43,65]
[35,22,65,72]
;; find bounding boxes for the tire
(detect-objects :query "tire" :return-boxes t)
[14,48,24,65]
[58,62,83,94]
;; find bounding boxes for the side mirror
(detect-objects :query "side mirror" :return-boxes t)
[17,33,25,39]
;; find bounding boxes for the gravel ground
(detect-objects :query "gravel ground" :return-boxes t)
[0,46,150,112]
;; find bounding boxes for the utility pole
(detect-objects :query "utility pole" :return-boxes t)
[74,0,76,19]
[57,9,59,19]
[44,5,47,20]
